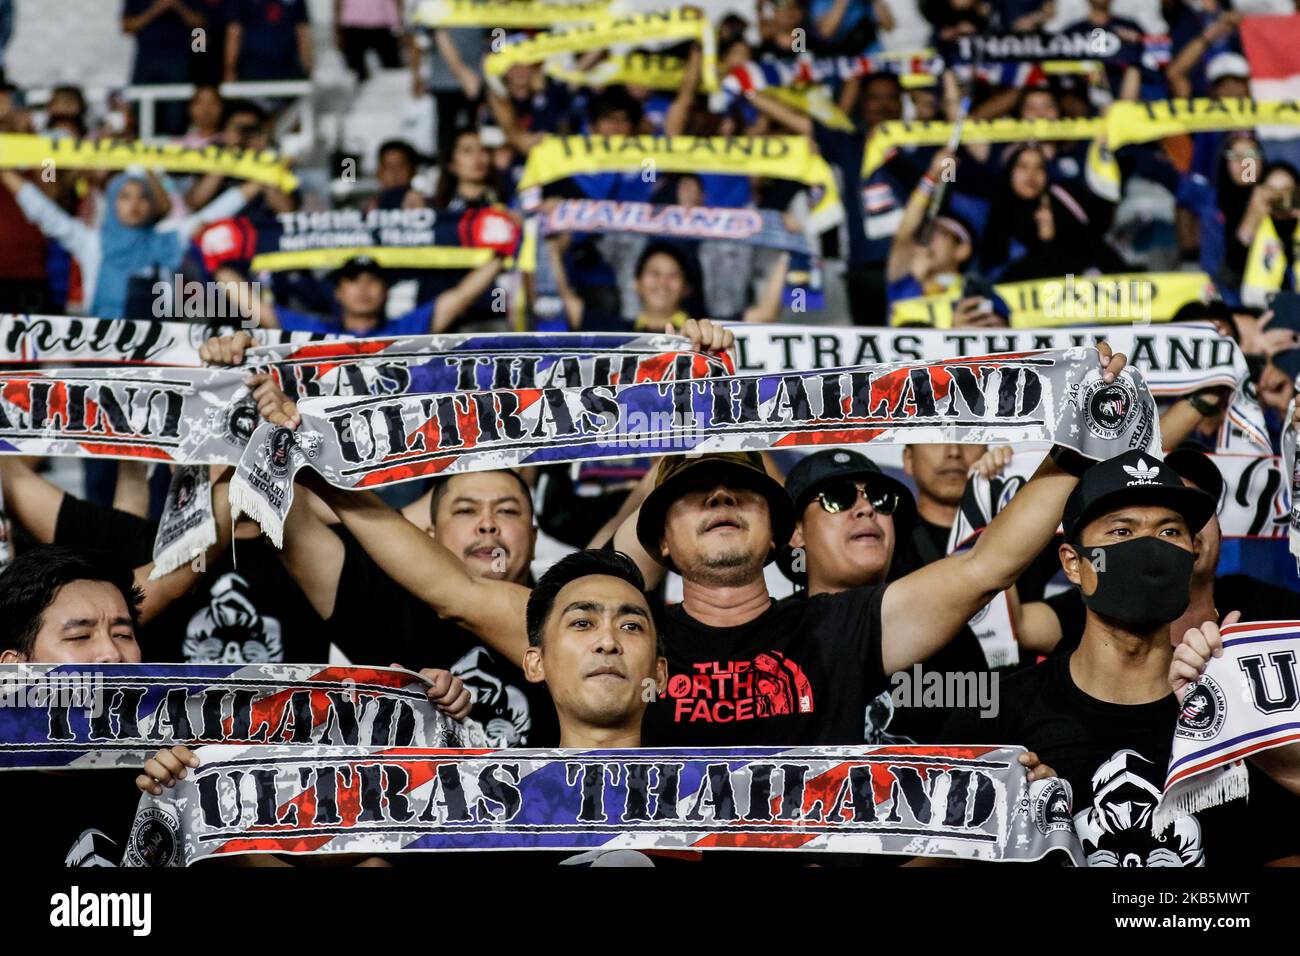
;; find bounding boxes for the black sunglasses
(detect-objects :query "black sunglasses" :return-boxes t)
[815,479,899,516]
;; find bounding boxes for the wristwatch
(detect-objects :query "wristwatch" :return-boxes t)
[1186,390,1223,417]
[1049,444,1093,477]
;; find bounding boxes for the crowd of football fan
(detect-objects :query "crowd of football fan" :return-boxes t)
[0,0,1299,867]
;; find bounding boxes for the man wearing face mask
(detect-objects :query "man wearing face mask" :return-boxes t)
[941,450,1300,865]
[1017,446,1300,655]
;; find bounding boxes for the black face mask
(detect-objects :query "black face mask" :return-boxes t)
[1078,536,1195,627]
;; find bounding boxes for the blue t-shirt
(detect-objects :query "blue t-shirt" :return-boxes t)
[227,0,309,80]
[275,302,433,337]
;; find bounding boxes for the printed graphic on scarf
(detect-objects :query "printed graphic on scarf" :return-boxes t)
[0,314,335,367]
[1158,621,1300,830]
[230,348,1161,546]
[122,744,1084,866]
[0,664,488,770]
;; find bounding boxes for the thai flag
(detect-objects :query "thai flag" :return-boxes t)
[1242,14,1300,141]
[863,183,894,214]
[1141,34,1171,71]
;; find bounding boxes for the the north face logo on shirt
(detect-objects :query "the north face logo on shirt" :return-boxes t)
[664,651,814,724]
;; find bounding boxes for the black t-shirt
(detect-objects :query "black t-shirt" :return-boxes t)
[55,495,329,665]
[641,588,887,746]
[940,653,1300,866]
[812,121,871,269]
[866,624,989,745]
[1048,573,1300,658]
[327,531,559,748]
[0,770,141,866]
[888,518,951,581]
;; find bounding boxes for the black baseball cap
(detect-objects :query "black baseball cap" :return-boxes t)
[1163,444,1225,504]
[636,452,795,570]
[777,449,916,585]
[333,255,386,282]
[1062,449,1217,541]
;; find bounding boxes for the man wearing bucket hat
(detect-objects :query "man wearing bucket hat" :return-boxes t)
[940,449,1300,866]
[613,342,1130,746]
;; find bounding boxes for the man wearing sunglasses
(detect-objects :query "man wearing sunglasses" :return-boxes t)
[780,449,916,595]
[612,344,1128,746]
[777,450,994,745]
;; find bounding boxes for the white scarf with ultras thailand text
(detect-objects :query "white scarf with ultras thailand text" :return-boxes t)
[230,347,1162,546]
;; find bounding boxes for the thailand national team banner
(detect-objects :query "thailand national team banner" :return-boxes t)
[246,331,733,400]
[411,0,615,28]
[483,7,718,92]
[203,207,520,273]
[229,348,1160,546]
[0,366,256,465]
[0,334,729,572]
[865,101,1300,176]
[539,200,813,256]
[0,314,340,367]
[864,116,1105,177]
[516,135,842,231]
[888,273,1214,328]
[0,664,488,771]
[0,134,298,191]
[120,744,1085,867]
[1107,98,1300,151]
[937,30,1143,64]
[1157,621,1300,832]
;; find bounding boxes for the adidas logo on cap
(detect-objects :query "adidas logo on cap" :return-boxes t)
[1122,458,1160,486]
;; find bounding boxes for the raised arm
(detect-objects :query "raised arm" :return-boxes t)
[886,148,952,284]
[880,346,1128,674]
[3,171,96,259]
[431,255,505,332]
[275,487,347,619]
[0,456,65,543]
[224,21,242,82]
[740,251,791,323]
[308,482,531,666]
[435,27,483,100]
[486,88,543,154]
[122,0,172,34]
[1159,388,1228,451]
[744,88,813,137]
[665,43,703,137]
[1167,13,1241,99]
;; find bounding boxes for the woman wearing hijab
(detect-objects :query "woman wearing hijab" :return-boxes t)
[1176,132,1260,299]
[0,167,259,318]
[977,143,1127,282]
